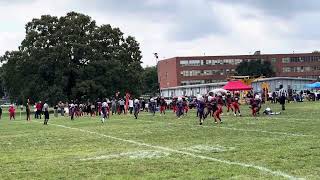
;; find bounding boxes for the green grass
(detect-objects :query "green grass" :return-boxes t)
[0,102,319,180]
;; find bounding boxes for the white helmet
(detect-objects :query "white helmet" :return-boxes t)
[266,107,271,111]
[208,96,213,102]
[178,97,183,102]
[134,99,139,103]
[150,98,155,102]
[255,94,260,100]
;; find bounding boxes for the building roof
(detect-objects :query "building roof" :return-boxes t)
[161,82,227,90]
[253,77,316,82]
[161,77,316,90]
[159,52,320,62]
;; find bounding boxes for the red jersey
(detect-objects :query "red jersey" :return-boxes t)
[9,107,15,114]
[36,103,42,111]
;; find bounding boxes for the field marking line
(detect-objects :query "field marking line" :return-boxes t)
[37,121,303,180]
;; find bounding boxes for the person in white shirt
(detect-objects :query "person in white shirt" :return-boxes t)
[118,99,125,114]
[101,100,109,123]
[129,98,134,114]
[43,102,49,125]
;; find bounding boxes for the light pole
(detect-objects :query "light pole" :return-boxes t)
[153,53,161,96]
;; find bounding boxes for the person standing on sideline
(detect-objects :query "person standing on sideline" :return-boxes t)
[279,93,286,111]
[58,101,64,116]
[133,99,140,119]
[54,105,58,118]
[36,101,42,119]
[26,99,31,122]
[129,98,134,114]
[0,105,2,120]
[119,99,125,114]
[111,98,117,115]
[43,102,49,125]
[9,105,15,120]
[70,103,75,120]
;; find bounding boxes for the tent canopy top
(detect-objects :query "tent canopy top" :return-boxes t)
[223,80,252,91]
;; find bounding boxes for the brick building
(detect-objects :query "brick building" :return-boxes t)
[158,52,320,89]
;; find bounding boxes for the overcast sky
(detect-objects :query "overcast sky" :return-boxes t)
[1,0,320,66]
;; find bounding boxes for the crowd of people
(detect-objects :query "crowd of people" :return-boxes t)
[0,90,289,126]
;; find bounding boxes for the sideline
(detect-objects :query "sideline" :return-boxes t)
[34,121,303,180]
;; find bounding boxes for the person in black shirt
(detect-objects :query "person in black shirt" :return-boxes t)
[279,93,286,111]
[0,105,2,120]
[26,99,31,122]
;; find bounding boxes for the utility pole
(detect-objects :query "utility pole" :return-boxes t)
[153,53,161,97]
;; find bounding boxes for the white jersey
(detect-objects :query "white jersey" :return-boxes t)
[102,102,108,108]
[129,100,134,108]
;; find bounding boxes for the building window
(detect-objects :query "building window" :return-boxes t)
[180,60,189,66]
[271,58,277,63]
[189,60,201,66]
[282,67,291,72]
[282,57,290,63]
[181,80,205,86]
[305,66,311,72]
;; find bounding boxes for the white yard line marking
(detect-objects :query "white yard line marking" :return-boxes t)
[41,122,303,180]
[80,150,170,161]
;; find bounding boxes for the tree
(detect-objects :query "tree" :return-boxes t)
[1,12,143,104]
[141,66,159,96]
[235,59,275,77]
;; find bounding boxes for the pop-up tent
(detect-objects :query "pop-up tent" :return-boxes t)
[223,80,252,91]
[305,82,320,89]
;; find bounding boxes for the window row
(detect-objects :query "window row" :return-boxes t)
[180,59,243,67]
[181,80,205,86]
[282,66,320,73]
[180,69,235,77]
[282,56,320,63]
[180,79,225,86]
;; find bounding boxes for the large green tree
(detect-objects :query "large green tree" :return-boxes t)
[235,59,275,77]
[141,66,159,96]
[1,12,143,104]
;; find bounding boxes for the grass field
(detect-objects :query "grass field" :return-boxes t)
[0,102,319,180]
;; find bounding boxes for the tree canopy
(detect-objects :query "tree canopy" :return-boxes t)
[235,59,275,78]
[0,12,143,104]
[141,66,159,96]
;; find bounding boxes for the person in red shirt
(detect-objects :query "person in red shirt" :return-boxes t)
[232,93,241,117]
[8,105,15,120]
[214,94,224,123]
[226,92,234,115]
[184,99,189,115]
[159,98,167,115]
[36,101,42,119]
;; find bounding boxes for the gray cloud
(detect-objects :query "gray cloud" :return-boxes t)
[76,0,226,41]
[0,0,35,5]
[216,0,320,18]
